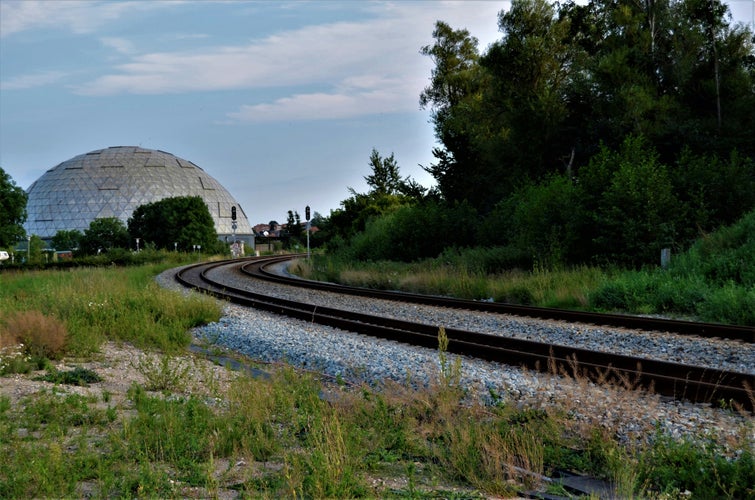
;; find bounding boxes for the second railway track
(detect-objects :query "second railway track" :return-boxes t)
[176,255,755,412]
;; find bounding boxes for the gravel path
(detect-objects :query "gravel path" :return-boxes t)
[156,263,754,450]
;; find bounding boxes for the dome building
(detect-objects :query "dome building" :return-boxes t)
[24,146,253,246]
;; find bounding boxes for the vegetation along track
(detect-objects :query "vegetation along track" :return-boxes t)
[176,255,755,412]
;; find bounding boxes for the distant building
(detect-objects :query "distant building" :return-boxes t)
[24,146,254,246]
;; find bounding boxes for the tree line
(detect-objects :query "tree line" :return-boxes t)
[317,0,755,268]
[3,0,753,269]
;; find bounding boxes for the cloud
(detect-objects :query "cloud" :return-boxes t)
[0,1,176,38]
[226,84,413,123]
[0,71,67,91]
[70,2,503,118]
[11,2,503,122]
[100,37,137,55]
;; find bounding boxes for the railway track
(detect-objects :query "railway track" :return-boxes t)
[176,255,755,412]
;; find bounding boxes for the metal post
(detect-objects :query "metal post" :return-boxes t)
[305,205,311,259]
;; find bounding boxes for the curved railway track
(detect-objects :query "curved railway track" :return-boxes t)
[176,255,755,412]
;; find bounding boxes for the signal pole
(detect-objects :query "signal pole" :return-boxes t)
[305,205,310,259]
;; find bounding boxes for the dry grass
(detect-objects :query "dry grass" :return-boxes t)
[0,310,68,360]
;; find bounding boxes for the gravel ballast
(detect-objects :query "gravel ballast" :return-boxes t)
[156,263,753,449]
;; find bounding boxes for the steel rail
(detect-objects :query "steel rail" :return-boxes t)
[243,256,754,343]
[175,257,754,411]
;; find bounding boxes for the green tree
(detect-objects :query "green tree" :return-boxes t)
[506,175,586,266]
[78,218,130,255]
[0,167,28,248]
[480,0,578,182]
[286,210,303,240]
[420,21,488,209]
[22,234,47,265]
[51,229,83,251]
[580,136,680,266]
[128,196,217,251]
[329,150,422,239]
[364,149,402,196]
[422,0,754,214]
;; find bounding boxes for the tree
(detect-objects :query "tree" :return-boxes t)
[0,167,28,248]
[330,150,424,240]
[420,21,489,209]
[78,218,130,255]
[128,196,217,251]
[480,0,577,183]
[421,0,755,214]
[364,149,403,196]
[286,210,303,240]
[579,136,681,266]
[51,229,83,251]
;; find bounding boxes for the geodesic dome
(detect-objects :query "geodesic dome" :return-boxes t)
[24,146,252,242]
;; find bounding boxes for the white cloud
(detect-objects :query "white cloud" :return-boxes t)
[0,70,67,90]
[226,84,412,123]
[69,2,504,122]
[100,37,136,55]
[0,0,176,38]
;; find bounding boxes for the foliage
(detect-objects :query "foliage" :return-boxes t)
[51,229,83,252]
[420,0,754,223]
[638,431,755,499]
[671,148,755,245]
[35,366,102,386]
[0,167,27,248]
[338,199,479,262]
[127,196,221,252]
[0,264,222,355]
[133,353,191,392]
[77,217,130,255]
[580,136,680,266]
[284,209,302,241]
[304,209,754,324]
[590,209,755,324]
[489,174,586,267]
[326,149,424,241]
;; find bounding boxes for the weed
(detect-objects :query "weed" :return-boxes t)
[1,310,68,360]
[132,353,190,392]
[35,366,102,386]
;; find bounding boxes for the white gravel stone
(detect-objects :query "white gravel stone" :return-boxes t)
[156,263,754,451]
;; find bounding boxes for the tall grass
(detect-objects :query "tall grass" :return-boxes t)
[0,264,221,356]
[294,254,610,308]
[1,263,753,497]
[294,210,755,325]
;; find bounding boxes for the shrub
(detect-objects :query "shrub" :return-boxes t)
[1,310,67,360]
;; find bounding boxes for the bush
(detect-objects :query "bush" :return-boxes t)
[639,432,755,499]
[1,310,68,360]
[438,246,532,274]
[341,200,479,262]
[696,283,755,325]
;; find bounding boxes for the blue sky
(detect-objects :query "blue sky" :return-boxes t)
[1,1,753,226]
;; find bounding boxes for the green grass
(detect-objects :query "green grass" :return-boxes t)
[294,251,752,325]
[295,210,755,325]
[0,262,222,355]
[0,260,753,498]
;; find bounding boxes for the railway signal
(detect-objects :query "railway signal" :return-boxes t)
[305,205,311,259]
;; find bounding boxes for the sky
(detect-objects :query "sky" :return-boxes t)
[1,0,753,227]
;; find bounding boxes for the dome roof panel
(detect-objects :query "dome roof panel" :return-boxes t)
[25,146,253,239]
